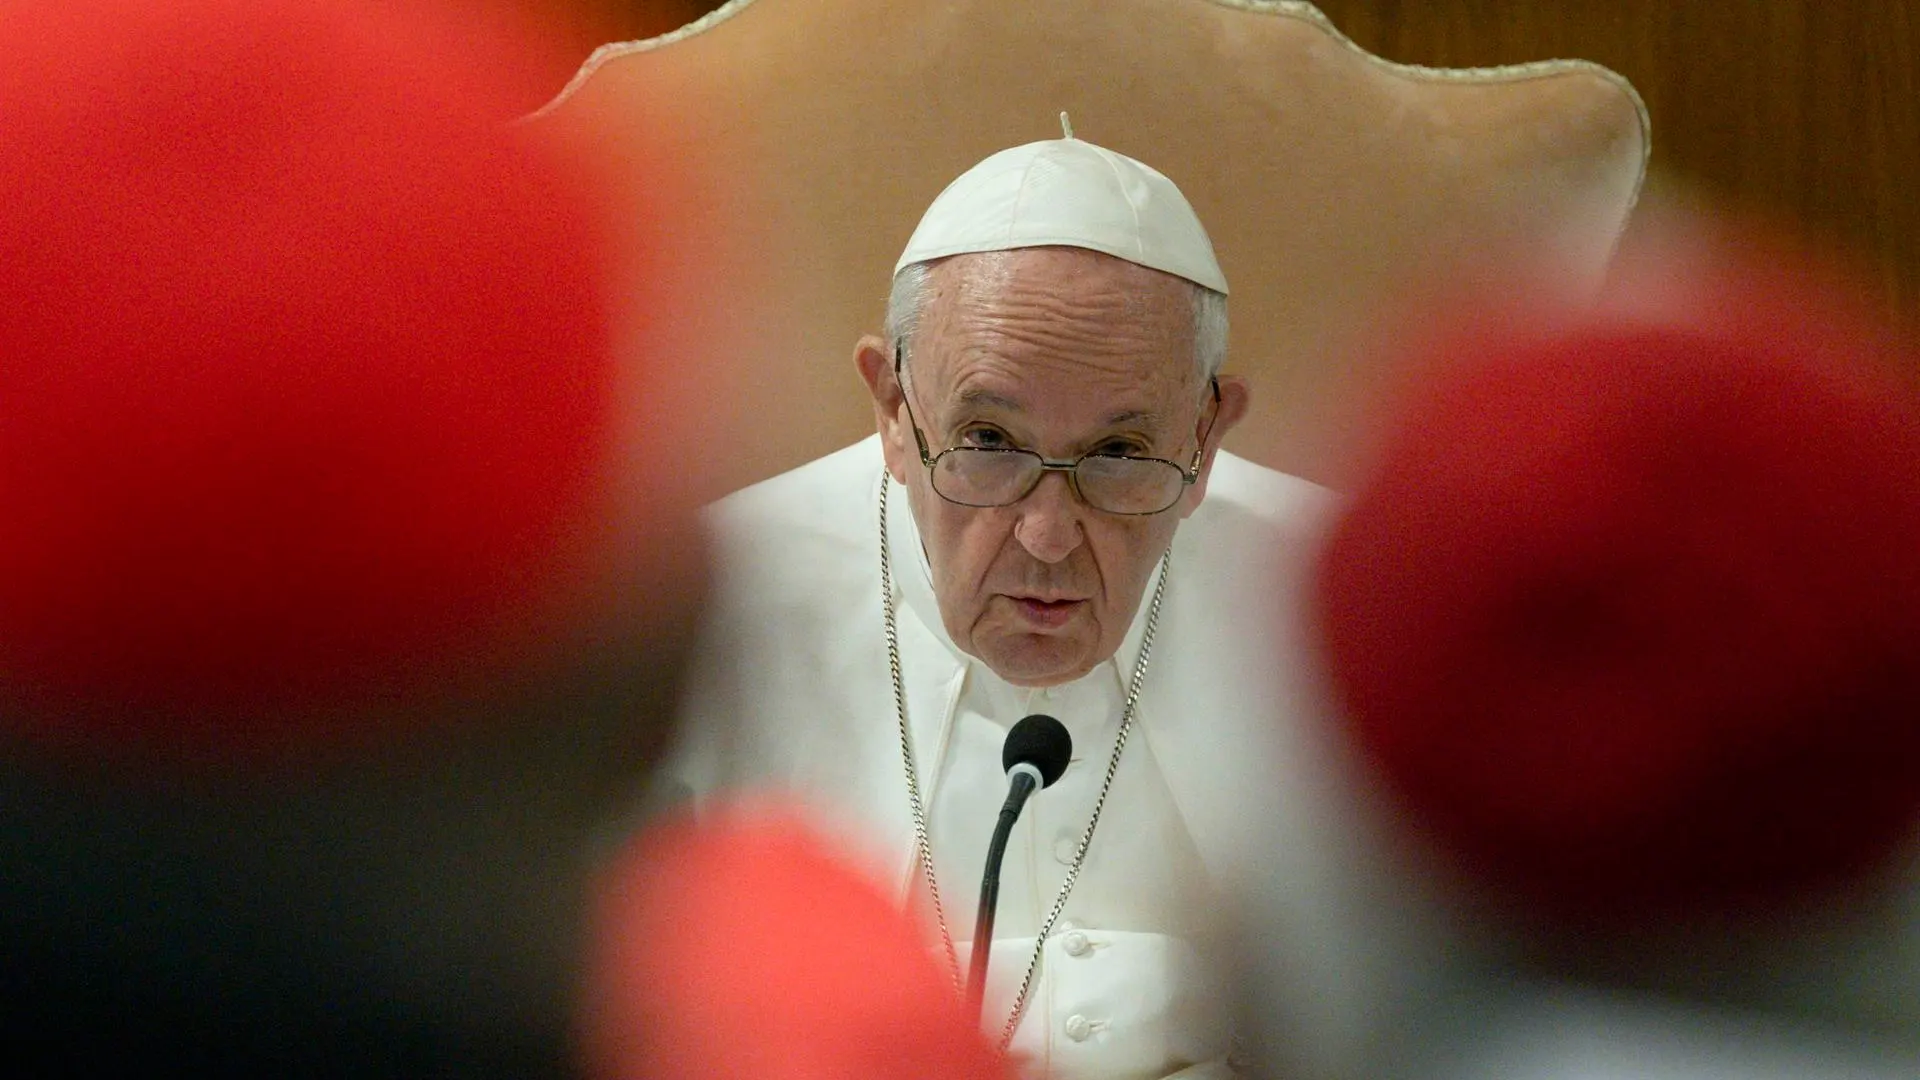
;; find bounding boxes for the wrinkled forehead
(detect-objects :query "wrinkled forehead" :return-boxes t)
[927,247,1193,320]
[914,248,1199,391]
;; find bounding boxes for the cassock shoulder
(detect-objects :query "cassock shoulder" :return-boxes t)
[666,438,891,802]
[1174,453,1338,597]
[702,436,885,598]
[1191,451,1338,544]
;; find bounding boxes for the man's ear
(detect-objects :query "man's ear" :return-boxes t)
[1178,374,1251,518]
[855,334,912,484]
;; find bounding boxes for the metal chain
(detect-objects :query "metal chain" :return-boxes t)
[879,474,965,994]
[878,472,1171,1050]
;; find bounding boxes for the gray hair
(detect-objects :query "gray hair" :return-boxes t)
[886,258,1228,391]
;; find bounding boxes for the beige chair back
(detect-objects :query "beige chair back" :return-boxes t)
[532,0,1648,495]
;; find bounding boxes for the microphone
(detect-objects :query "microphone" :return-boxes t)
[968,714,1072,1016]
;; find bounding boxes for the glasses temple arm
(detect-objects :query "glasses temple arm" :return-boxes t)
[1187,377,1222,477]
[894,339,937,465]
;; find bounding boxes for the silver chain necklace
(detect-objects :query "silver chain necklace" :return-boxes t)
[878,473,1171,1050]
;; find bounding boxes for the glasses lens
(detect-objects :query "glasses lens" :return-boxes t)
[932,448,1043,507]
[1076,455,1185,514]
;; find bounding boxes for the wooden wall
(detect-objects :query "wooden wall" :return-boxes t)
[1310,0,1919,338]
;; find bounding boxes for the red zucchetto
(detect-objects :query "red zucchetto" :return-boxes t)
[1316,241,1920,916]
[0,0,689,755]
[582,810,1014,1080]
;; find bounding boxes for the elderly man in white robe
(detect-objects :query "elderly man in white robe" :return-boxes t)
[666,131,1336,1080]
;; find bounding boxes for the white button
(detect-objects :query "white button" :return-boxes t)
[1052,834,1078,865]
[1061,931,1090,957]
[1064,1014,1092,1041]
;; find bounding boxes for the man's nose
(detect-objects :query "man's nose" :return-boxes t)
[1012,470,1085,564]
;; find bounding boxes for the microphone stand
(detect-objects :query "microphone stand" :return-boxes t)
[968,763,1040,1018]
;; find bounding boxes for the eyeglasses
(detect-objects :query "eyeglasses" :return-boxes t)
[893,342,1220,516]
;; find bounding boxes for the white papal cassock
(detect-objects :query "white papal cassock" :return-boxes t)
[664,435,1344,1080]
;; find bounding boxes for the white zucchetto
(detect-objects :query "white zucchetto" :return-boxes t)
[894,132,1229,294]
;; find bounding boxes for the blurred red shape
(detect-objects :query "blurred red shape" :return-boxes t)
[1318,238,1920,916]
[582,810,1013,1080]
[0,0,665,752]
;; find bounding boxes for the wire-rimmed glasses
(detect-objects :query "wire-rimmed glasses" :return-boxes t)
[893,342,1219,516]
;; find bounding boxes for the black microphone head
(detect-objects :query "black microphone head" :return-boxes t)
[1003,714,1072,788]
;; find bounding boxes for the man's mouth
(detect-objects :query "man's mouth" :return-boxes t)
[1008,595,1086,629]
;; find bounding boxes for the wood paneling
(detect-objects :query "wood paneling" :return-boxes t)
[1310,0,1919,334]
